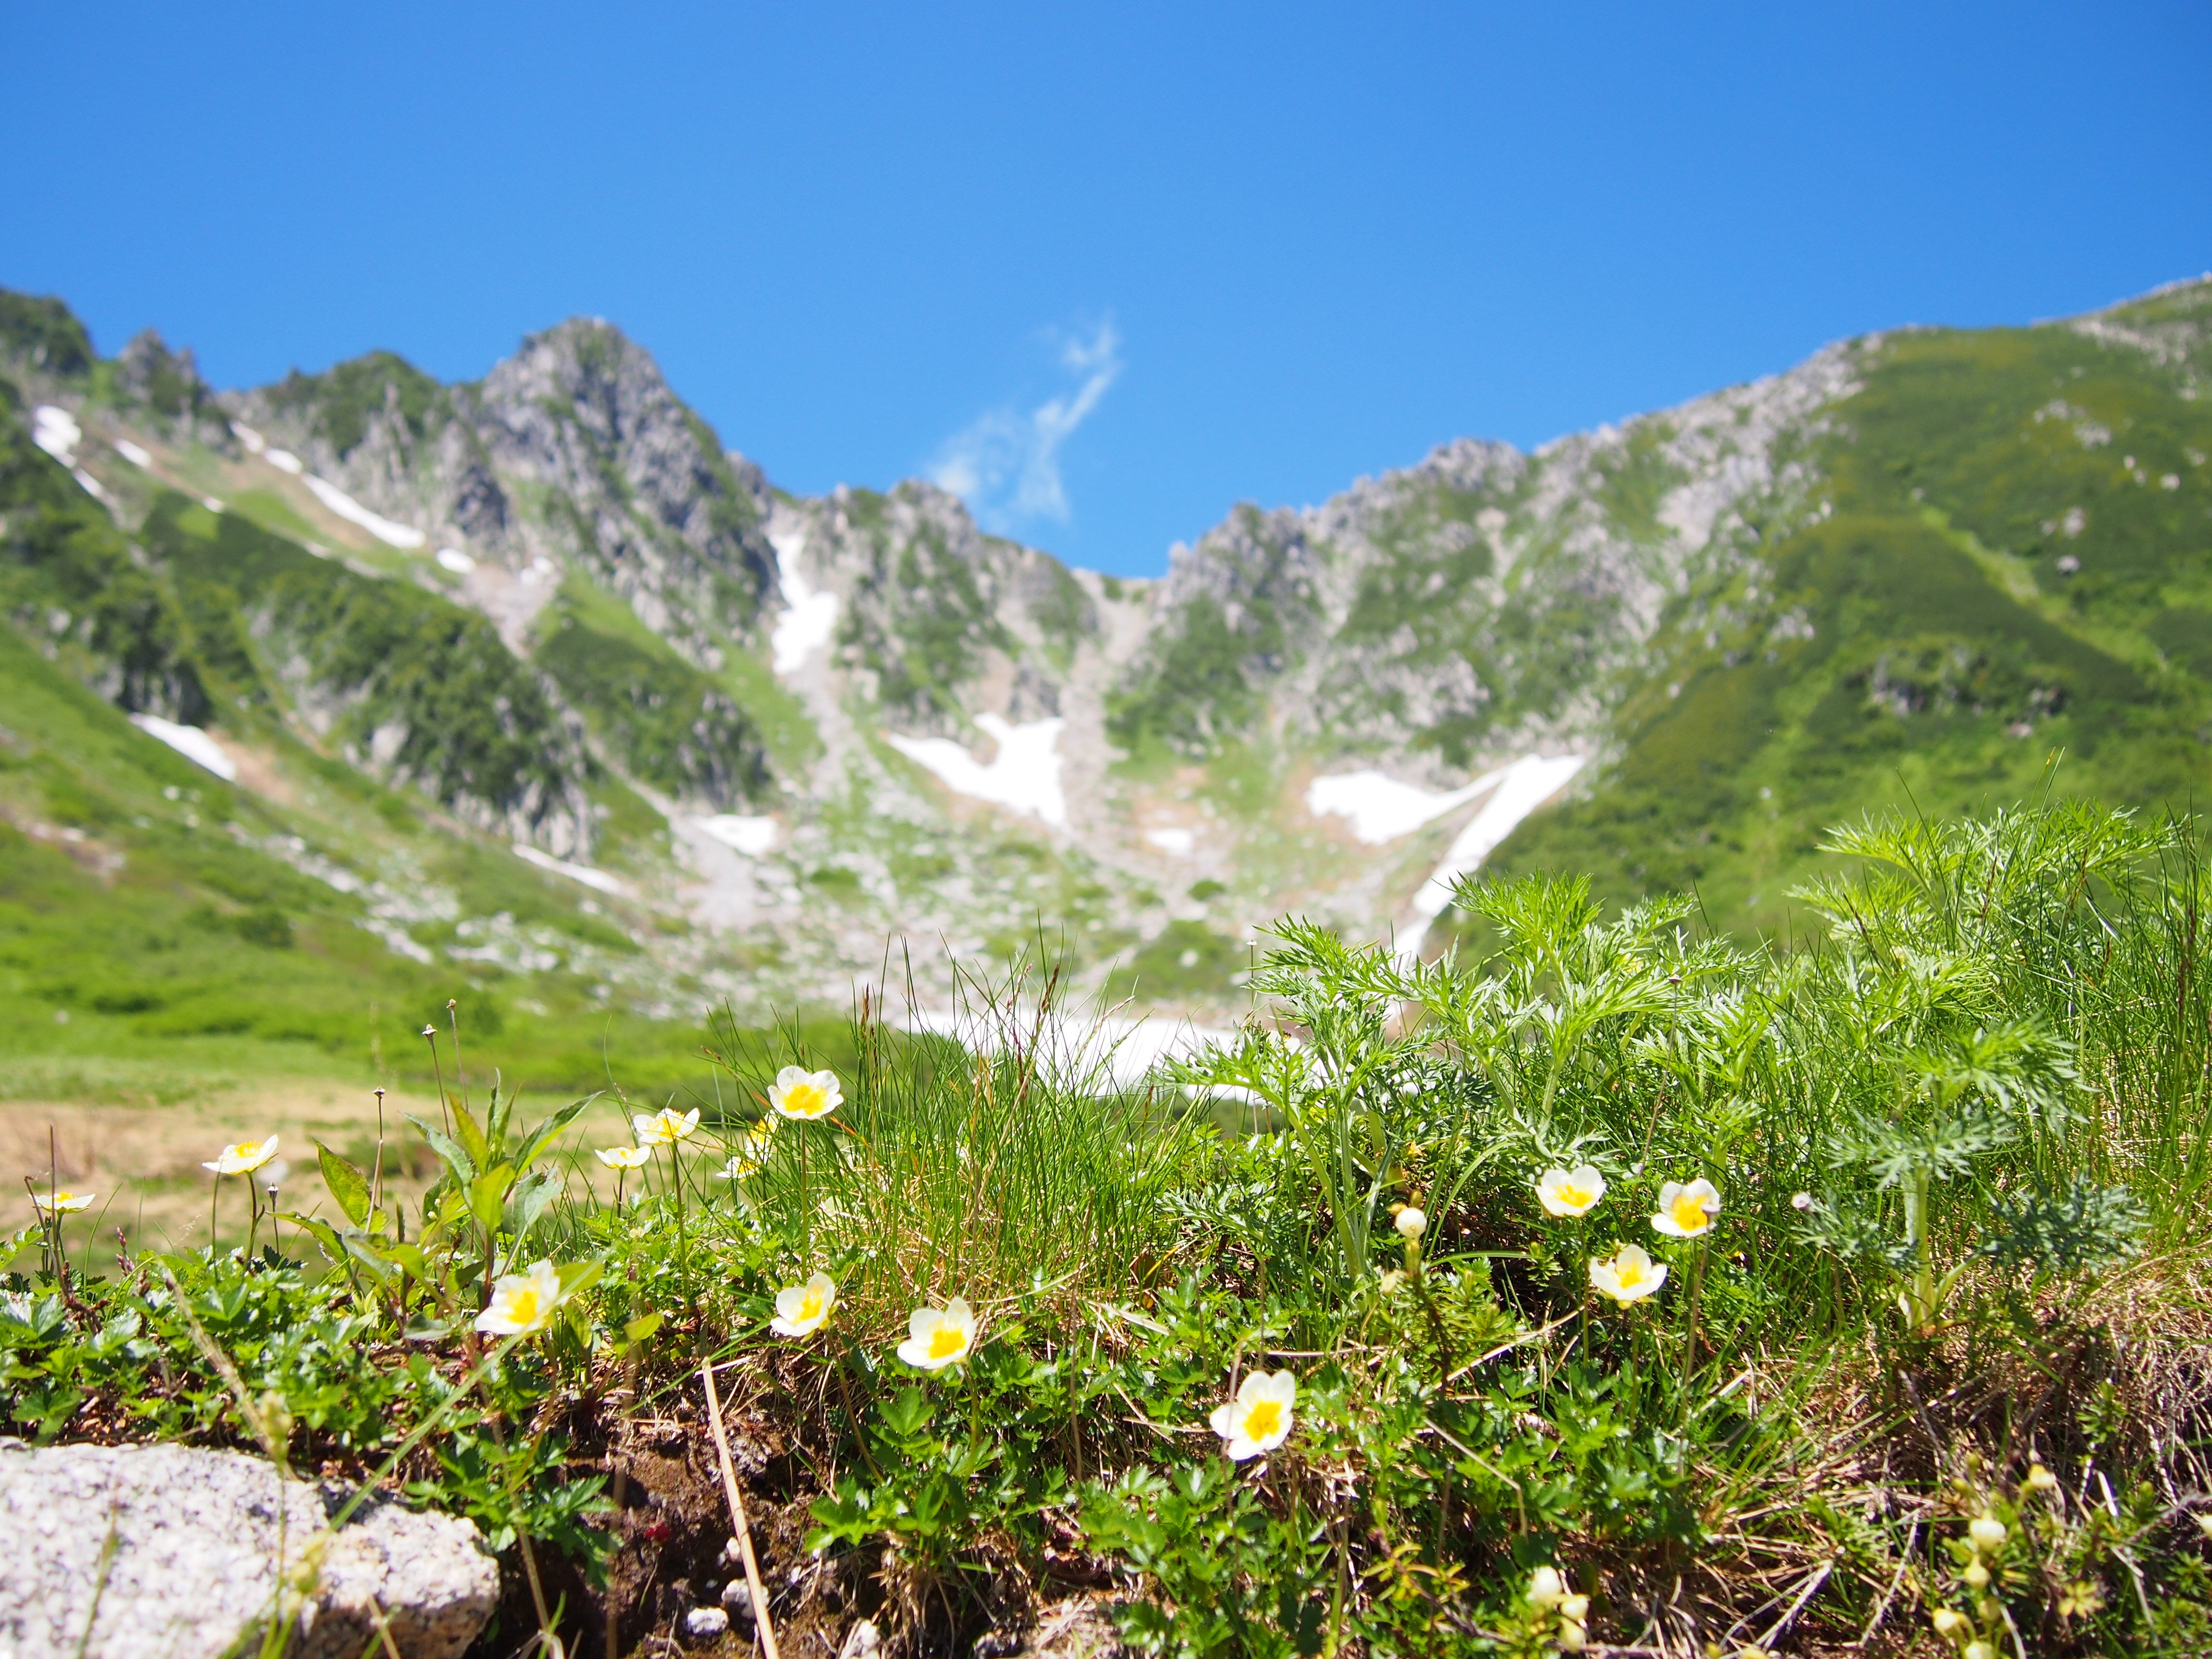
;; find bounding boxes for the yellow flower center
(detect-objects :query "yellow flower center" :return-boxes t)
[1558,1181,1593,1209]
[798,1289,825,1321]
[926,1322,968,1360]
[1242,1398,1284,1440]
[506,1286,541,1324]
[785,1083,826,1117]
[1614,1257,1647,1288]
[1671,1193,1710,1231]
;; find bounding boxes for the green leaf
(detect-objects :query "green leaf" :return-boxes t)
[405,1115,477,1184]
[510,1167,561,1240]
[557,1260,605,1299]
[282,1212,345,1264]
[485,1074,513,1152]
[312,1139,373,1227]
[470,1163,516,1231]
[879,1385,933,1439]
[450,1098,491,1170]
[380,1242,428,1278]
[337,1230,397,1281]
[512,1094,597,1171]
[624,1311,664,1344]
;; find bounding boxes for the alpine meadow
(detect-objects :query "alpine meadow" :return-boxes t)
[6,275,2212,1659]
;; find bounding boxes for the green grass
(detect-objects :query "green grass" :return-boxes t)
[7,797,2211,1659]
[532,581,770,809]
[1488,308,2212,933]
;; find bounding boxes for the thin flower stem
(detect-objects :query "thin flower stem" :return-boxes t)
[424,1028,451,1139]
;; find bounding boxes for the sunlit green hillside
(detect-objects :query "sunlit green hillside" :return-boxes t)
[1491,284,2212,931]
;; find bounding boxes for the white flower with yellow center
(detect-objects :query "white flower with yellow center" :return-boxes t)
[595,1145,651,1170]
[769,1271,837,1337]
[1650,1177,1720,1238]
[30,1189,95,1213]
[1394,1206,1428,1240]
[1208,1370,1296,1461]
[768,1066,842,1121]
[1589,1243,1668,1304]
[1527,1566,1566,1608]
[632,1106,701,1147]
[1536,1165,1607,1218]
[896,1298,977,1370]
[715,1119,776,1179]
[203,1136,280,1176]
[474,1259,566,1336]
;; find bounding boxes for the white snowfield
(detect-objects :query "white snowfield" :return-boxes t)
[889,714,1068,827]
[902,1005,1236,1093]
[435,547,476,574]
[1408,755,1586,918]
[31,406,80,463]
[768,529,839,674]
[1395,753,1587,962]
[112,439,152,468]
[264,449,305,475]
[128,713,238,782]
[229,421,265,453]
[1307,769,1495,843]
[511,843,628,895]
[1145,827,1197,855]
[304,475,427,549]
[697,814,779,855]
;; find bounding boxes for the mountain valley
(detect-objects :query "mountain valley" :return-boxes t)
[4,276,2211,1088]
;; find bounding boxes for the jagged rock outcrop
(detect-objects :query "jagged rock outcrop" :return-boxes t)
[782,479,1099,734]
[229,319,778,661]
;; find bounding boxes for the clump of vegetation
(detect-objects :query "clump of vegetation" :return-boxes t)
[8,797,2212,1656]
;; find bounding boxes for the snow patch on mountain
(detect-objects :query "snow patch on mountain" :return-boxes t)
[304,474,425,548]
[1397,754,1587,962]
[889,714,1067,827]
[32,406,80,463]
[769,527,838,674]
[698,815,780,855]
[512,843,628,895]
[129,713,237,781]
[1307,770,1491,843]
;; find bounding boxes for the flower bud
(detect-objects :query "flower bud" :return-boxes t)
[1963,1560,1990,1589]
[1527,1566,1565,1607]
[1791,1191,1815,1211]
[2025,1464,2057,1492]
[1964,1643,1996,1659]
[1968,1515,2008,1553]
[1395,1206,1428,1241]
[1930,1608,1966,1636]
[1556,1619,1587,1653]
[1558,1594,1589,1623]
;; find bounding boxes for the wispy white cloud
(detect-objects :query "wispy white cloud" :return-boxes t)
[931,319,1122,530]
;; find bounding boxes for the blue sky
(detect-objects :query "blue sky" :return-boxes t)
[4,3,2206,575]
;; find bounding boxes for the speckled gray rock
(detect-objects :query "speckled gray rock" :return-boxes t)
[0,1439,498,1659]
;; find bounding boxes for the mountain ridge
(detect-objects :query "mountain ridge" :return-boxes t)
[3,278,2208,1043]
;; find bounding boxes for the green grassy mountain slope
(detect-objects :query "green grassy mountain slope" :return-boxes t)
[1485,282,2212,933]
